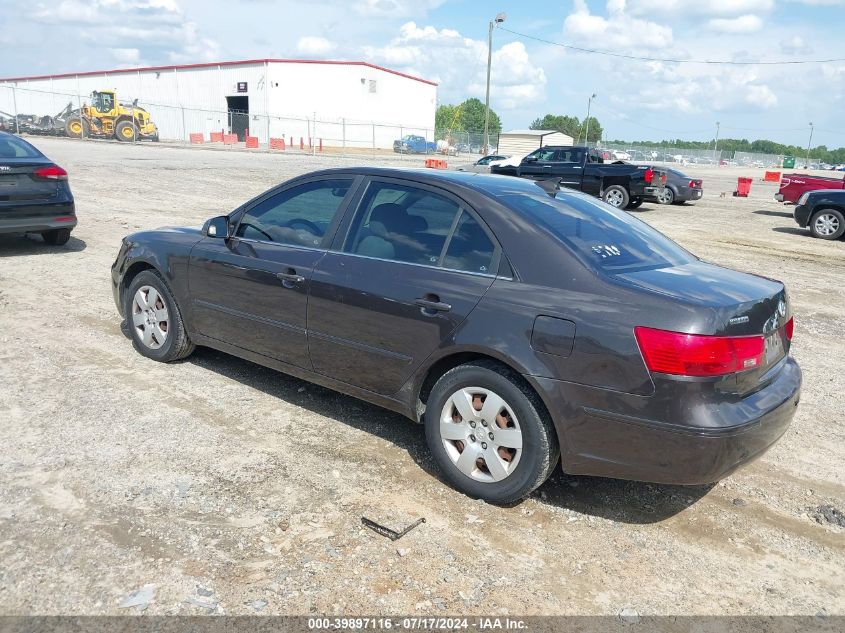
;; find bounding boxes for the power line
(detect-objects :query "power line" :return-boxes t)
[498,27,845,66]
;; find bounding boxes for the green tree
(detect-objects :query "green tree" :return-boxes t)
[459,97,501,134]
[529,114,581,138]
[435,104,463,133]
[579,116,603,144]
[435,98,501,138]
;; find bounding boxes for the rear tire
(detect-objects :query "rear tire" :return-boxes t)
[657,187,675,205]
[809,209,845,240]
[115,120,137,142]
[42,228,71,246]
[65,117,89,139]
[424,360,559,504]
[602,185,630,209]
[124,270,195,362]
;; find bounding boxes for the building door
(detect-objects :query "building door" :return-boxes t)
[226,95,249,141]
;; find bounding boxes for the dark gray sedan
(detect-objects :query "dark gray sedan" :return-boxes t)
[650,168,703,204]
[112,168,799,503]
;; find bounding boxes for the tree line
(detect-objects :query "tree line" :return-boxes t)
[436,102,844,163]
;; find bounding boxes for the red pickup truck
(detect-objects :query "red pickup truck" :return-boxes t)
[775,173,845,203]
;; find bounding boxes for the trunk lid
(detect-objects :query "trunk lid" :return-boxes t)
[0,158,59,206]
[618,261,791,392]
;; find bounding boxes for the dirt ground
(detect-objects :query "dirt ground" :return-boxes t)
[0,138,843,617]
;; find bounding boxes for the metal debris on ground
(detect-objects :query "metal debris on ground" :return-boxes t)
[811,505,845,528]
[361,516,425,541]
[118,584,155,609]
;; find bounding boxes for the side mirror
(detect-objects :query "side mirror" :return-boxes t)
[204,216,230,238]
[523,156,538,163]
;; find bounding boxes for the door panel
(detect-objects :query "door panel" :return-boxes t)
[189,238,323,368]
[187,177,356,368]
[307,253,494,394]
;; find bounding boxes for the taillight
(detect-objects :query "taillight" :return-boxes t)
[634,327,765,377]
[33,165,68,180]
[644,168,654,184]
[785,317,794,341]
[689,180,697,188]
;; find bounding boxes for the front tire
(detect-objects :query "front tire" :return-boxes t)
[602,185,630,209]
[809,209,845,240]
[42,228,71,245]
[424,361,559,504]
[124,270,195,362]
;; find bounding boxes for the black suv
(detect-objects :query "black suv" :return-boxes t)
[793,189,845,240]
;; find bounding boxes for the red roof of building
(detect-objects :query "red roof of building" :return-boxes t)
[0,58,438,86]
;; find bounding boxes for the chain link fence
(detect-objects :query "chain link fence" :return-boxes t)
[0,84,794,167]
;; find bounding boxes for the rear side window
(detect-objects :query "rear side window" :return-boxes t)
[346,182,460,266]
[0,135,42,158]
[504,191,694,274]
[443,211,495,274]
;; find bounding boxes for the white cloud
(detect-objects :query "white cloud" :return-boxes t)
[31,0,218,64]
[364,21,546,110]
[296,36,336,56]
[353,0,445,17]
[707,15,764,33]
[625,0,774,16]
[780,35,813,55]
[564,0,674,49]
[109,47,141,64]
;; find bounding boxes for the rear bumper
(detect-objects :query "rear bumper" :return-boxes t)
[533,357,802,485]
[0,201,77,234]
[775,193,785,202]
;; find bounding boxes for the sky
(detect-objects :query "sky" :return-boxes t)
[1,0,844,147]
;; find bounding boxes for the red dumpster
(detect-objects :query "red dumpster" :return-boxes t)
[734,177,752,197]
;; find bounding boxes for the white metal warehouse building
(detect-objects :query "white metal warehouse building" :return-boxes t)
[0,59,438,147]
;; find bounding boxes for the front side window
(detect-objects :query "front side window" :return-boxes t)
[236,178,353,247]
[528,148,558,162]
[346,182,461,266]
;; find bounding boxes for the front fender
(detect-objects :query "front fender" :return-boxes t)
[111,228,202,319]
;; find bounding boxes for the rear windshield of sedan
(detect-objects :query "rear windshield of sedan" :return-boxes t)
[503,191,695,274]
[0,135,42,158]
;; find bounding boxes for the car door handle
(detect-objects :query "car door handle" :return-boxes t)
[414,297,452,314]
[276,270,305,287]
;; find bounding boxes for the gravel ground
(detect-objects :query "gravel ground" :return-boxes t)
[0,138,843,617]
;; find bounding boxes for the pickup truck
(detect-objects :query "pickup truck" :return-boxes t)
[393,135,436,154]
[491,145,667,209]
[775,172,845,204]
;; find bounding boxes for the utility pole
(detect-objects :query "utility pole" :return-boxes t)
[806,122,814,168]
[713,121,720,163]
[584,94,596,145]
[484,12,506,154]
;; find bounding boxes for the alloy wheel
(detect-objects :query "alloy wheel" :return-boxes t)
[439,387,523,482]
[814,213,840,237]
[131,285,169,349]
[605,189,625,207]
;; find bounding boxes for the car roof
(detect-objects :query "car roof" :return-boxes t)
[296,166,547,198]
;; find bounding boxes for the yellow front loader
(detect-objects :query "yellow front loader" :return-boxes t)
[64,90,159,142]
